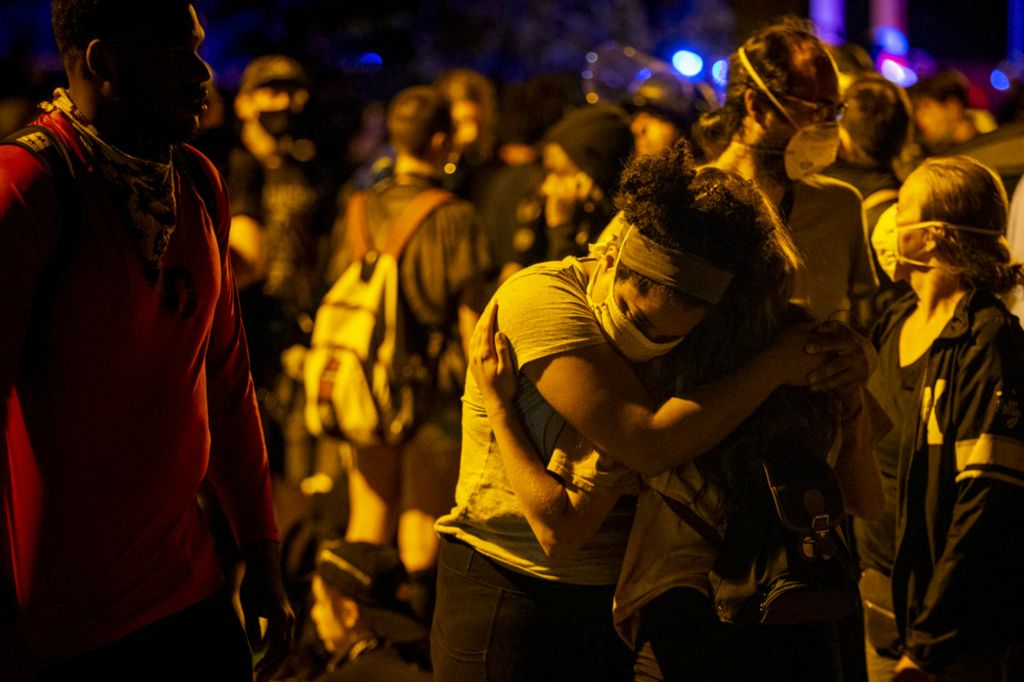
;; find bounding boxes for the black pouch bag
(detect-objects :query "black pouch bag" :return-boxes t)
[661,449,859,626]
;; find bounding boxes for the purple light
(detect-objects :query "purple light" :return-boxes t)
[878,56,918,87]
[874,26,909,57]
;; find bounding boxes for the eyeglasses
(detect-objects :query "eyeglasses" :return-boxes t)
[776,93,846,124]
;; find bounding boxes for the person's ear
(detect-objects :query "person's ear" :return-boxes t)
[234,91,255,121]
[84,39,116,85]
[744,88,770,130]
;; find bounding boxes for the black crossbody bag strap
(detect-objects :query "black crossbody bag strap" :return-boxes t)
[655,490,724,551]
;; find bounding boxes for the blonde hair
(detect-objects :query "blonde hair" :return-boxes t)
[916,156,1024,294]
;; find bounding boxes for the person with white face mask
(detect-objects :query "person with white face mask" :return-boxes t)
[695,18,878,325]
[432,140,877,682]
[860,156,1024,682]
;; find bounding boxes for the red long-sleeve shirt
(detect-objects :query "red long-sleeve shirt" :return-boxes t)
[0,111,277,662]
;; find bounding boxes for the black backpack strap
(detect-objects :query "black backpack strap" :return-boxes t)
[2,124,77,186]
[172,145,220,228]
[656,489,724,550]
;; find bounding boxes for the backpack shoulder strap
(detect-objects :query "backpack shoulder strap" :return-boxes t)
[2,124,76,184]
[381,188,456,258]
[172,144,220,228]
[345,191,372,260]
[655,489,723,550]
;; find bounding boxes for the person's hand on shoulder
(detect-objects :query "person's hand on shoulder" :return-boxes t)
[471,302,518,413]
[761,323,829,388]
[805,320,877,398]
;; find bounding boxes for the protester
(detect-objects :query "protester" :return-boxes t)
[540,103,634,261]
[432,139,875,682]
[1008,179,1024,323]
[476,75,578,281]
[435,68,500,202]
[326,84,492,624]
[865,156,1024,681]
[625,72,705,158]
[909,71,982,157]
[309,541,432,682]
[826,73,914,327]
[695,18,878,326]
[229,54,338,482]
[0,1,292,680]
[616,292,884,682]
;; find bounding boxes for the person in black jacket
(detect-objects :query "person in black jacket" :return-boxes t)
[866,155,1024,681]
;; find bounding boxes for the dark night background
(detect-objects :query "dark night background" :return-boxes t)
[0,0,1016,156]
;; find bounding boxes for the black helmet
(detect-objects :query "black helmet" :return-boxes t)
[627,72,703,130]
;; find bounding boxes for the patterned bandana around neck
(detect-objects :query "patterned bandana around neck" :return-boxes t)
[42,88,178,285]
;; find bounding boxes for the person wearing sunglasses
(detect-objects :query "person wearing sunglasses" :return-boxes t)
[694,17,877,327]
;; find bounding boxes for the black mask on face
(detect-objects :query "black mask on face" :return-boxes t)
[258,109,295,138]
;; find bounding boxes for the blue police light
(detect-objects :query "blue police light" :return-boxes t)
[672,49,704,78]
[879,57,918,87]
[991,68,1012,91]
[711,58,729,86]
[358,52,383,67]
[874,26,909,57]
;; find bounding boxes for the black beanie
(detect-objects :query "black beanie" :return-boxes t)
[544,104,634,196]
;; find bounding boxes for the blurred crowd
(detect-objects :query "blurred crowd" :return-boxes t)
[4,5,1024,682]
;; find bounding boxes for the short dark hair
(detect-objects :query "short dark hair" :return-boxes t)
[841,74,911,164]
[52,0,193,56]
[910,70,970,107]
[386,85,453,158]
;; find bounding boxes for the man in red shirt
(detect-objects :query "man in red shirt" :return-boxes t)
[0,1,293,680]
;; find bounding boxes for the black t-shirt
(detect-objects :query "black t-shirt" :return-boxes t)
[227,146,337,314]
[856,313,926,574]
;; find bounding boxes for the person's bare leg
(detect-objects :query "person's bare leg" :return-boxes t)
[344,444,401,544]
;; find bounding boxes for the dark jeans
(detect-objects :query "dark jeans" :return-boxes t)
[39,590,252,682]
[431,536,635,682]
[641,586,843,682]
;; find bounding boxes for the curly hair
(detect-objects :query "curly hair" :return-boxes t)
[916,156,1024,294]
[692,17,828,160]
[616,138,839,508]
[615,138,800,346]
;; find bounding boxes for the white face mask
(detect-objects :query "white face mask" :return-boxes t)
[738,48,840,180]
[871,203,1003,281]
[587,260,685,363]
[779,121,840,180]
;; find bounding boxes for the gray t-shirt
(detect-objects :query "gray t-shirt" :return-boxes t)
[788,174,878,322]
[435,257,639,584]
